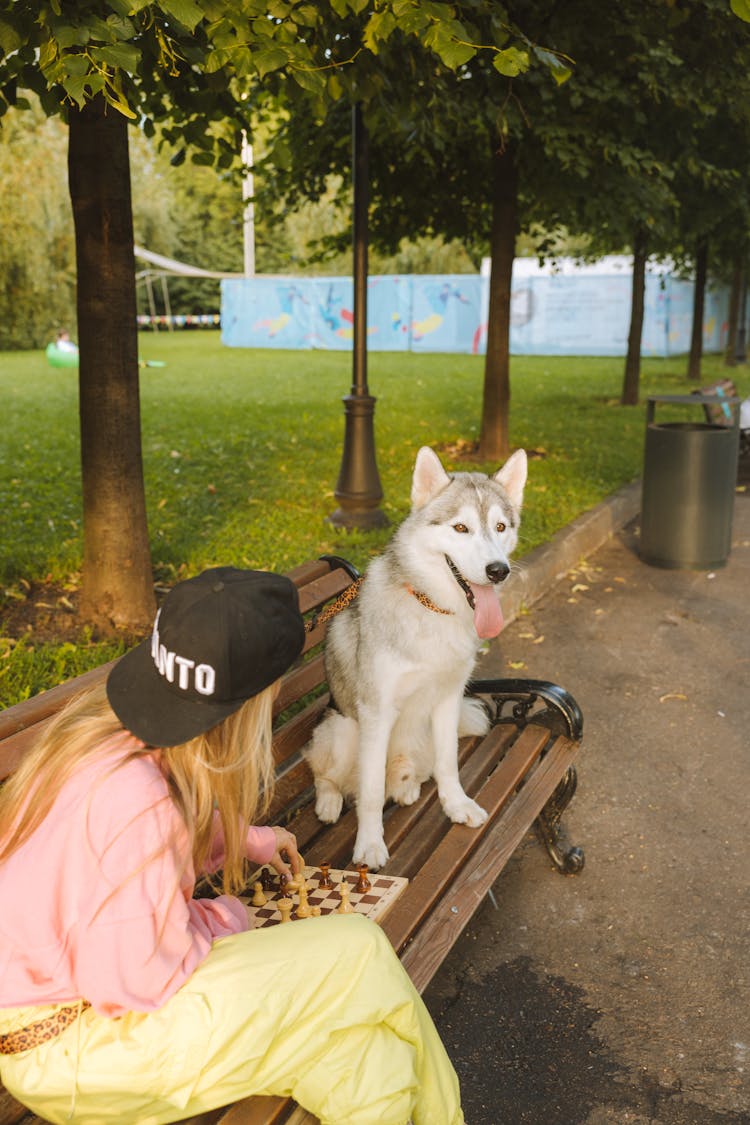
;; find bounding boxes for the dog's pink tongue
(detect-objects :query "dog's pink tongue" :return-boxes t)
[470,583,505,639]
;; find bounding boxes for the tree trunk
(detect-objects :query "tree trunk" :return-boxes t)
[68,97,156,633]
[724,257,742,367]
[479,141,518,462]
[621,228,647,406]
[731,261,748,365]
[687,239,708,382]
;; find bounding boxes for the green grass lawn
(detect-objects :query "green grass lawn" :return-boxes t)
[1,331,746,705]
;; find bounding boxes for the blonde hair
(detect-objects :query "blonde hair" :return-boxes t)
[0,679,277,896]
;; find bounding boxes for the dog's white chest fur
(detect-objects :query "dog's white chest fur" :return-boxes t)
[303,444,527,869]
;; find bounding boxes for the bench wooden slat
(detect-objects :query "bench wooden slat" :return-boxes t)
[381,724,550,954]
[296,569,353,617]
[274,655,326,716]
[271,705,327,779]
[210,1095,297,1125]
[398,735,580,992]
[0,727,43,783]
[0,662,115,740]
[299,727,514,873]
[283,1110,319,1125]
[383,726,517,880]
[266,759,314,826]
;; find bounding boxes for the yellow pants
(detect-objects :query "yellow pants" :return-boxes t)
[0,914,463,1125]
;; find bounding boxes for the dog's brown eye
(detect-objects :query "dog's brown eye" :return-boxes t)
[496,521,506,533]
[453,523,469,533]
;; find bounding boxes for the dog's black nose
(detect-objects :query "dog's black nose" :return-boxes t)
[486,560,510,584]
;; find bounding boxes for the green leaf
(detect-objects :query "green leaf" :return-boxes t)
[205,47,230,73]
[363,9,397,51]
[492,46,530,78]
[252,45,288,77]
[293,4,321,27]
[63,54,90,77]
[327,72,344,101]
[61,75,90,109]
[422,24,475,69]
[108,0,137,15]
[160,0,205,31]
[533,46,574,85]
[730,0,750,21]
[105,14,137,38]
[230,46,255,77]
[91,43,140,72]
[50,25,90,49]
[290,67,326,94]
[0,18,23,56]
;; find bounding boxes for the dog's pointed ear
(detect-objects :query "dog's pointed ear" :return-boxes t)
[412,446,451,508]
[494,449,527,510]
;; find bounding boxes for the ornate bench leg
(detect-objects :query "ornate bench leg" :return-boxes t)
[535,767,585,875]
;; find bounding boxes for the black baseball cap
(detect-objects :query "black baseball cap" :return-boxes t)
[106,567,306,748]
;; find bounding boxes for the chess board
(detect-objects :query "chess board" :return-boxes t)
[240,866,409,928]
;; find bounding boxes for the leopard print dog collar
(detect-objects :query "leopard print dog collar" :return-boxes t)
[305,575,453,635]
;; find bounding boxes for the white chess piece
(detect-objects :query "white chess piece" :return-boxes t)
[296,884,311,919]
[337,881,354,914]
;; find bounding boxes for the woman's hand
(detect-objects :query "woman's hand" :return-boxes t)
[267,826,302,883]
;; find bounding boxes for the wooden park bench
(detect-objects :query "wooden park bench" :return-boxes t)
[0,555,584,1125]
[697,377,749,459]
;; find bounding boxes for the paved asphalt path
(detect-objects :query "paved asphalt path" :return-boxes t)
[425,487,750,1125]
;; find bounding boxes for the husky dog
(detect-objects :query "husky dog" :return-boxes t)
[304,445,527,869]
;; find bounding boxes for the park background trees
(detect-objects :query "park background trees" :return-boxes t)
[2,0,537,630]
[1,0,750,629]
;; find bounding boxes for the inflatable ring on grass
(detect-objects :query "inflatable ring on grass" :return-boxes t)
[46,342,79,368]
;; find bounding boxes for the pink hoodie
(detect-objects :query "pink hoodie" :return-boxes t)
[0,734,276,1017]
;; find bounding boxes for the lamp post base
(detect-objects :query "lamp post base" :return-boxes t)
[327,504,389,530]
[329,393,388,530]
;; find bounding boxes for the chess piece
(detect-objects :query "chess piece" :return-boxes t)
[311,906,322,917]
[337,881,354,914]
[286,871,300,894]
[296,884,311,919]
[260,868,272,891]
[318,862,333,890]
[277,897,293,924]
[355,864,371,894]
[251,881,267,907]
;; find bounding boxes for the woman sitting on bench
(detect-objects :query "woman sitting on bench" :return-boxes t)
[0,568,463,1125]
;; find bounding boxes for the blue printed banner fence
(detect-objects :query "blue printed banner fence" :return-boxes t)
[220,262,729,357]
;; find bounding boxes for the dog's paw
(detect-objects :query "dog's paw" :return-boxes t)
[391,779,422,807]
[314,779,344,824]
[442,794,488,828]
[386,754,422,807]
[353,834,389,871]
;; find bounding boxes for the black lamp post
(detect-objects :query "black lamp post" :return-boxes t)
[328,104,388,530]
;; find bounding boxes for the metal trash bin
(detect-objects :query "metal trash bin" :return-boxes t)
[640,394,740,569]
